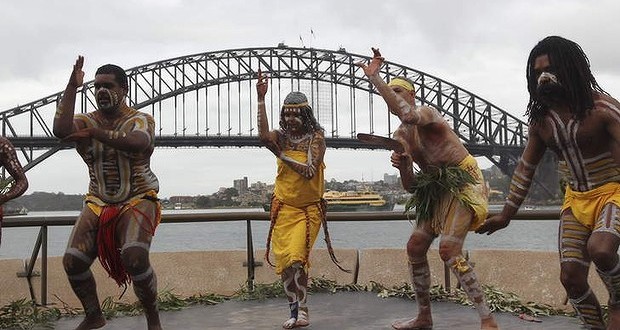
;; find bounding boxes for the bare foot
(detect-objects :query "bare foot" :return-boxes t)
[391,318,433,330]
[75,314,106,330]
[481,316,499,330]
[282,317,297,329]
[295,309,309,327]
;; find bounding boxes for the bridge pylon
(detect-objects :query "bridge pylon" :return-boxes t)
[496,150,561,202]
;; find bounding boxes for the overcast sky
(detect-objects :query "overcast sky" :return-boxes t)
[2,0,620,198]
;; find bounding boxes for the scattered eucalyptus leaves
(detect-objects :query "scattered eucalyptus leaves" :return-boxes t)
[0,278,576,329]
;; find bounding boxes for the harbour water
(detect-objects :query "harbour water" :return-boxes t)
[0,207,560,260]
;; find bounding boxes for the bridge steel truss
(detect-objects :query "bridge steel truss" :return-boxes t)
[1,46,528,177]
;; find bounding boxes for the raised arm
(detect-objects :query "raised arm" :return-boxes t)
[0,137,28,205]
[54,56,84,139]
[256,69,281,156]
[279,131,326,179]
[357,48,437,126]
[476,126,547,234]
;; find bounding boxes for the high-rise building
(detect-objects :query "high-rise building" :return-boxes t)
[384,173,398,185]
[233,176,249,194]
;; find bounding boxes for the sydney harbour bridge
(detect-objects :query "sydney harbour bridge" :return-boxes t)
[0,46,558,196]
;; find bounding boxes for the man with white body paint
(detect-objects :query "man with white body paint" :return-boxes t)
[54,56,162,330]
[357,48,498,330]
[478,36,620,330]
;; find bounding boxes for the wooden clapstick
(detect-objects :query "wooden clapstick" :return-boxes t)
[356,133,405,153]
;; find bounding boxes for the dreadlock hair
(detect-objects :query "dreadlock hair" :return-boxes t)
[526,36,607,124]
[279,91,324,134]
[96,64,128,91]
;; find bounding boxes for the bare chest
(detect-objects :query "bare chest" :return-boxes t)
[539,111,608,157]
[397,123,463,168]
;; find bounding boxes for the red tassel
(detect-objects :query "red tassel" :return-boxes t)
[97,205,130,288]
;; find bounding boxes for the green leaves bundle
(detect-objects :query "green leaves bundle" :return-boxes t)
[404,165,478,227]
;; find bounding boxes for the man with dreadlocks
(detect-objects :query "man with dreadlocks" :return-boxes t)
[477,35,620,329]
[357,48,498,330]
[256,69,347,329]
[54,56,162,330]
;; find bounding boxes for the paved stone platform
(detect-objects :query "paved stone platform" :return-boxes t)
[49,292,583,330]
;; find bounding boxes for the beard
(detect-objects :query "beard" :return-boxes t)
[536,82,566,106]
[96,88,121,113]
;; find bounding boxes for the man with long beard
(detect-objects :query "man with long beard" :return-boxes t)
[357,49,498,330]
[54,56,162,330]
[255,69,347,329]
[477,36,620,329]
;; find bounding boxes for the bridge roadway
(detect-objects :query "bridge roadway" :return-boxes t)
[9,135,525,154]
[51,291,580,329]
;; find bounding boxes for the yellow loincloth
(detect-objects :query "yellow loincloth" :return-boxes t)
[85,190,161,224]
[562,182,620,230]
[456,155,489,231]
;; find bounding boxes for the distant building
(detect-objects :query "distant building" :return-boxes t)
[384,173,399,185]
[250,181,267,190]
[233,176,249,194]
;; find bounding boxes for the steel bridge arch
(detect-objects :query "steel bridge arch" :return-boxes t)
[1,46,528,175]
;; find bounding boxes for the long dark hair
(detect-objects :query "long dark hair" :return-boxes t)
[525,36,607,124]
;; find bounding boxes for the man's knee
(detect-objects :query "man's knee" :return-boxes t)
[120,246,150,275]
[589,246,618,269]
[438,241,460,262]
[406,234,430,258]
[63,253,82,274]
[63,248,94,275]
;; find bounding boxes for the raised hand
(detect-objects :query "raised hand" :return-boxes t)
[68,56,85,88]
[355,47,384,77]
[390,151,411,170]
[256,68,268,99]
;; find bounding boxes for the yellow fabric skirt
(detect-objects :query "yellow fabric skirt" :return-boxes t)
[271,202,322,274]
[562,182,620,230]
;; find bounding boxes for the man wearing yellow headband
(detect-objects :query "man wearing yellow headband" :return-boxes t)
[358,48,498,330]
[255,69,347,329]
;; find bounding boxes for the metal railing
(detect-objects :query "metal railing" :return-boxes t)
[3,208,560,306]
